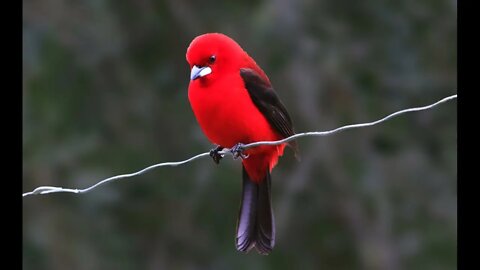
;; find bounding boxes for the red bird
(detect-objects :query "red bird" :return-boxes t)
[186,33,298,255]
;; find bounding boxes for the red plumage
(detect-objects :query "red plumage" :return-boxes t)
[186,33,287,182]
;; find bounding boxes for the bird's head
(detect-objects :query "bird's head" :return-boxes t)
[186,33,245,83]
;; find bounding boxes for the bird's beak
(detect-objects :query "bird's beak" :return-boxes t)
[190,65,212,80]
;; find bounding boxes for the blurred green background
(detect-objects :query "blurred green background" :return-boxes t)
[22,0,456,269]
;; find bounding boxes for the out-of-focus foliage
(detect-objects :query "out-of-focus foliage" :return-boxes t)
[23,0,456,269]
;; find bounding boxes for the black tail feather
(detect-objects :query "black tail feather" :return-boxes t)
[235,166,275,255]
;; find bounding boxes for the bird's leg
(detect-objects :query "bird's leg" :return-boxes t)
[209,145,225,164]
[230,143,249,160]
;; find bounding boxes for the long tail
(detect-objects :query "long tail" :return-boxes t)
[235,165,275,255]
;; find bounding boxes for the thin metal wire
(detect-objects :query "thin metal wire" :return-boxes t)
[22,94,457,197]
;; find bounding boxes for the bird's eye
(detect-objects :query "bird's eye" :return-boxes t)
[209,55,216,64]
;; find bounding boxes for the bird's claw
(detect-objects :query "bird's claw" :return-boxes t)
[209,145,224,164]
[230,143,249,160]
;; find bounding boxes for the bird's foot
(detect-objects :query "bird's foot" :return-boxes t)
[209,145,225,164]
[230,143,249,160]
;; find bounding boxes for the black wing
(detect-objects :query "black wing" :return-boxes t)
[240,68,299,155]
